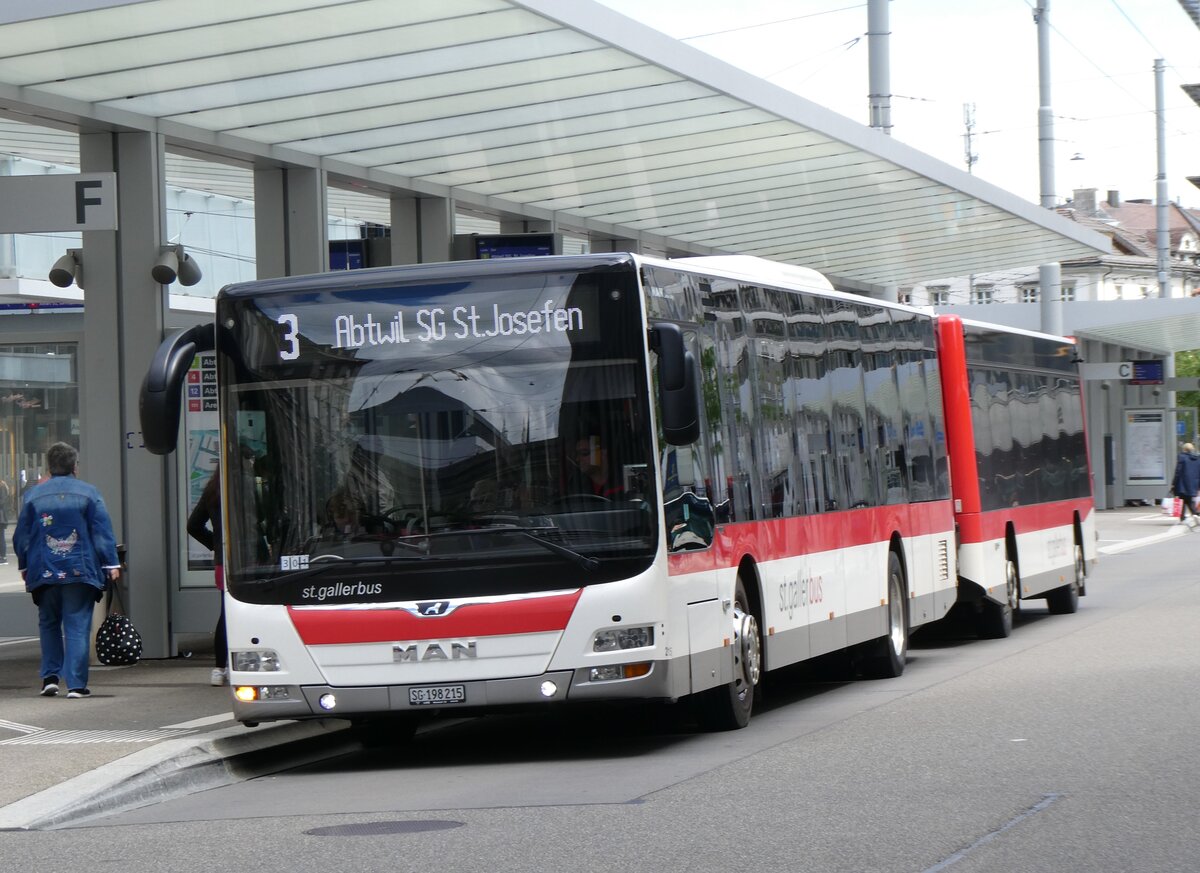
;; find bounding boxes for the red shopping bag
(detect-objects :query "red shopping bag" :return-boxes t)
[1162,496,1182,518]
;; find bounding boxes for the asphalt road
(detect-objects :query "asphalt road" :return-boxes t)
[2,531,1197,873]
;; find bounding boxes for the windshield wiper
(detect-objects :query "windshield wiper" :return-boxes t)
[513,529,600,572]
[423,526,600,572]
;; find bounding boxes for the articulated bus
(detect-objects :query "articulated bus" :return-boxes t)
[140,253,1091,735]
[936,316,1094,638]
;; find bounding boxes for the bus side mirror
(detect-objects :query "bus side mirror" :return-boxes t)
[650,323,700,446]
[140,323,215,455]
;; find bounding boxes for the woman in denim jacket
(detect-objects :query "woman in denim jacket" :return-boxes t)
[14,442,121,699]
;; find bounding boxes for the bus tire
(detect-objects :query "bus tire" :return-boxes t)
[1046,551,1082,615]
[863,551,908,679]
[977,558,1017,639]
[1073,541,1087,597]
[694,577,760,731]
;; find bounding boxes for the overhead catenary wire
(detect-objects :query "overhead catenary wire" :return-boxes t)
[676,3,867,42]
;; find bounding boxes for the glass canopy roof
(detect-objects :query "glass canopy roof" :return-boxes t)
[0,0,1106,288]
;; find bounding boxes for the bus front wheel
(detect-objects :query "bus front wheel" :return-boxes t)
[694,577,760,731]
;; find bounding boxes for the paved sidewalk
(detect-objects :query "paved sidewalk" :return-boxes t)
[0,632,351,830]
[1092,502,1193,554]
[0,506,1186,830]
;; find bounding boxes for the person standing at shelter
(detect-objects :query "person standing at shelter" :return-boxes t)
[1172,442,1200,529]
[187,467,228,686]
[14,442,121,698]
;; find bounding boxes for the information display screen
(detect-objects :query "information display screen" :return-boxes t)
[475,234,559,259]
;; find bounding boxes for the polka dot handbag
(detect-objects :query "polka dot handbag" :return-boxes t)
[95,584,142,666]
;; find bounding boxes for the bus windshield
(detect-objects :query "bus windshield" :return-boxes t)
[218,262,658,605]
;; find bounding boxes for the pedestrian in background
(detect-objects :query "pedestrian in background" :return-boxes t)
[0,476,11,564]
[1172,442,1200,529]
[14,442,121,699]
[187,467,228,686]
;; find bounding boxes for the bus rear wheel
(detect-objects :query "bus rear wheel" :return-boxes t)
[977,558,1017,639]
[1073,541,1087,596]
[1046,546,1082,614]
[863,551,908,678]
[694,577,760,731]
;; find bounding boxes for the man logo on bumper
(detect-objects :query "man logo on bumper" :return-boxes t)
[415,601,452,616]
[394,641,478,662]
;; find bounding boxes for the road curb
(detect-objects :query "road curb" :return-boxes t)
[1097,524,1188,555]
[0,718,352,831]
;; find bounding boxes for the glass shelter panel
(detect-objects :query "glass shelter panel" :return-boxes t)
[0,342,79,504]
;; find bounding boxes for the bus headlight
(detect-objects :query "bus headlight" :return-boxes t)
[231,650,282,672]
[593,626,654,652]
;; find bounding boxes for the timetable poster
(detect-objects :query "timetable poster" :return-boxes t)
[1124,409,1166,485]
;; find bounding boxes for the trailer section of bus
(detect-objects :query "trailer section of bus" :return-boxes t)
[936,315,1095,639]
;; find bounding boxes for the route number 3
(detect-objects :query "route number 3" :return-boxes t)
[278,313,299,360]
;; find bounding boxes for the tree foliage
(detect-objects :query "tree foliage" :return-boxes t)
[1176,351,1200,416]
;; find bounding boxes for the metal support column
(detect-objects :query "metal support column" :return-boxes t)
[1039,262,1063,336]
[79,131,171,657]
[390,195,454,264]
[1155,58,1170,298]
[253,166,329,279]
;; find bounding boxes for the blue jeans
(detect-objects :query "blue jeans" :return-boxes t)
[37,583,97,691]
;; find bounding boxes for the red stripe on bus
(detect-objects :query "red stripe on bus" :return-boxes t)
[668,501,955,574]
[957,498,1094,543]
[287,590,583,644]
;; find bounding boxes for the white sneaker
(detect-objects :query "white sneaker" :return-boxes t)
[210,668,228,686]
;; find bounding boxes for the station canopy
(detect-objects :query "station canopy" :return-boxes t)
[0,0,1107,289]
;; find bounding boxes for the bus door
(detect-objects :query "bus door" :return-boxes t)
[655,327,722,696]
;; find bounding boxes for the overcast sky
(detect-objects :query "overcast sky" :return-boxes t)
[594,0,1200,208]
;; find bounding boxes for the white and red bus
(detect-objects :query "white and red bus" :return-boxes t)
[139,253,1086,735]
[936,316,1094,638]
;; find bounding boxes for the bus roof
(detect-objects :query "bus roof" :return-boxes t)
[219,251,946,325]
[217,253,640,300]
[952,314,1076,345]
[652,255,834,294]
[634,252,945,320]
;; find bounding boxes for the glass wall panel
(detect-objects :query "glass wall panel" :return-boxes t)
[0,342,80,504]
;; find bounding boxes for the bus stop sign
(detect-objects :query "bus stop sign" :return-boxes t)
[0,173,118,233]
[1129,360,1164,385]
